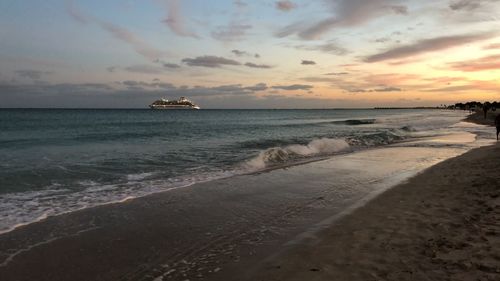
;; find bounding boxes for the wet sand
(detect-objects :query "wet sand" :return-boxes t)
[248,143,500,281]
[0,144,471,281]
[465,110,498,126]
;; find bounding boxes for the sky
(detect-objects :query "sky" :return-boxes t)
[0,0,499,108]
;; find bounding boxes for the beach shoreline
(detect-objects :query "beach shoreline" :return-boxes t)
[0,113,497,281]
[233,115,500,281]
[464,110,498,126]
[245,142,500,281]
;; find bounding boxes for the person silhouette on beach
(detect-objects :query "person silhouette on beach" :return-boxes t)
[483,104,489,119]
[495,114,500,141]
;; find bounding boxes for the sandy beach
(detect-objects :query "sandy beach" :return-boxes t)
[247,142,500,281]
[465,110,498,126]
[0,113,498,281]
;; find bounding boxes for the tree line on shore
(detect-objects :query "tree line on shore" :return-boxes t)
[448,101,500,110]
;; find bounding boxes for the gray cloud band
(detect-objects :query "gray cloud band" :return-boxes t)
[364,32,495,63]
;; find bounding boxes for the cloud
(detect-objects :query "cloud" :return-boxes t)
[375,37,391,43]
[232,49,248,56]
[244,83,268,91]
[182,56,241,68]
[274,21,305,38]
[234,0,247,7]
[446,0,500,23]
[106,66,118,73]
[232,49,260,58]
[422,85,476,92]
[244,62,273,69]
[325,72,349,75]
[65,0,89,24]
[344,86,402,93]
[364,32,495,63]
[286,40,349,57]
[162,83,265,97]
[0,82,113,97]
[212,23,252,42]
[423,76,467,84]
[0,80,269,101]
[449,0,481,11]
[124,64,164,74]
[448,54,500,71]
[65,1,166,60]
[277,0,408,40]
[301,60,316,65]
[190,83,269,96]
[98,22,167,60]
[422,80,500,92]
[364,73,420,85]
[15,70,52,80]
[301,73,407,94]
[276,1,296,11]
[303,80,369,93]
[120,80,176,90]
[387,58,423,65]
[297,18,338,40]
[162,0,199,38]
[272,84,313,91]
[162,62,181,68]
[325,0,407,26]
[294,41,349,55]
[345,88,367,93]
[166,83,268,97]
[374,87,402,92]
[483,43,500,49]
[301,76,340,83]
[390,5,408,15]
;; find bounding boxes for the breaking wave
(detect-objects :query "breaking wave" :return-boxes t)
[346,129,407,146]
[244,138,350,170]
[242,127,414,171]
[331,119,376,125]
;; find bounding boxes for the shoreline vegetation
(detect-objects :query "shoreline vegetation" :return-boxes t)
[374,107,441,109]
[453,101,499,127]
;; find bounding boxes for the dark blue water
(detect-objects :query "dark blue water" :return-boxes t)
[0,109,465,233]
[0,109,396,193]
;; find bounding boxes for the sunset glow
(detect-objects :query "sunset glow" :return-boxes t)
[1,0,499,108]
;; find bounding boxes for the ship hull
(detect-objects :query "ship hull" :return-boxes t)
[150,105,200,110]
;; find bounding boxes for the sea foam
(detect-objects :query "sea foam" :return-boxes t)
[245,138,350,170]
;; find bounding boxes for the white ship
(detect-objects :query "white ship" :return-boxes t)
[149,97,200,110]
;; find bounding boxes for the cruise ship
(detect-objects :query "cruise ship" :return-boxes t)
[149,97,200,110]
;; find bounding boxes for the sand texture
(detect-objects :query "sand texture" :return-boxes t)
[249,143,500,281]
[465,110,498,126]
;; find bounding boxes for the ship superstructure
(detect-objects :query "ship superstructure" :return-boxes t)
[149,97,200,110]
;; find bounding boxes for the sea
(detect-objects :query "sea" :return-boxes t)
[0,108,491,234]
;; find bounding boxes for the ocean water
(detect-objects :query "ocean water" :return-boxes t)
[0,109,480,233]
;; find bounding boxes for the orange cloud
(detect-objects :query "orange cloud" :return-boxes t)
[483,43,500,50]
[365,32,496,63]
[449,54,500,71]
[364,73,421,85]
